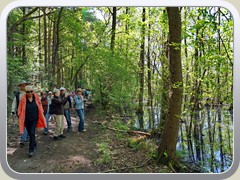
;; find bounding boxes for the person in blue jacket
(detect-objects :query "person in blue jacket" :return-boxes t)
[74,88,86,133]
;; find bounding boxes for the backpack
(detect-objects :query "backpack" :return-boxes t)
[15,91,20,109]
[41,98,48,114]
[49,103,54,114]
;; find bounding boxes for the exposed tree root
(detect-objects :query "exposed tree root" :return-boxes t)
[158,156,200,173]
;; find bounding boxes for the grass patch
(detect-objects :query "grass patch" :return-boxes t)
[112,120,129,131]
[96,142,112,165]
[128,138,158,159]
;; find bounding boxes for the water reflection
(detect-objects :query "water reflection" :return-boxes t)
[134,106,233,173]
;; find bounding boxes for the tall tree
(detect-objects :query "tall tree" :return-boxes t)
[38,8,42,85]
[110,7,117,52]
[147,8,154,129]
[43,8,48,75]
[52,8,63,87]
[21,7,27,65]
[157,7,183,163]
[137,7,146,129]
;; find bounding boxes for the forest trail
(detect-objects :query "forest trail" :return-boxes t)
[7,106,101,173]
[7,104,170,173]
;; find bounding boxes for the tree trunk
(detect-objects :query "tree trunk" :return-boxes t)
[206,103,214,172]
[217,8,224,172]
[52,8,63,87]
[182,7,194,161]
[193,109,201,163]
[70,49,74,87]
[110,7,117,52]
[200,111,205,166]
[227,111,232,157]
[137,7,146,130]
[22,7,26,65]
[43,8,48,75]
[38,8,42,85]
[57,47,62,87]
[157,7,183,162]
[147,8,154,129]
[159,30,170,132]
[217,104,224,172]
[48,19,52,89]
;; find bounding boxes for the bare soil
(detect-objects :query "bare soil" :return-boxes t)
[7,105,172,174]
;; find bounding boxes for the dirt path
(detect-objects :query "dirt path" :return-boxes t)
[7,108,103,173]
[7,106,173,173]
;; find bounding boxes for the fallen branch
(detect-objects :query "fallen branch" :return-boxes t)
[93,121,151,137]
[102,158,152,173]
[168,162,177,173]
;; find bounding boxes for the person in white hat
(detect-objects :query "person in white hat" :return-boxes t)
[11,80,30,147]
[51,89,68,140]
[48,91,53,100]
[11,80,29,115]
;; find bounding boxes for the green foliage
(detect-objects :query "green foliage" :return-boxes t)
[112,120,129,131]
[7,7,233,172]
[96,143,112,164]
[176,150,188,159]
[128,138,157,159]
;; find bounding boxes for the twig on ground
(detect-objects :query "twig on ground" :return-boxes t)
[93,120,151,137]
[101,158,152,173]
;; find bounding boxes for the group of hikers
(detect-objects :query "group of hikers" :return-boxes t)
[11,80,91,158]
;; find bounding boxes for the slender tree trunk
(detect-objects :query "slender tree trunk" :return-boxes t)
[70,49,74,87]
[217,8,224,172]
[38,9,42,85]
[43,8,48,75]
[147,8,153,129]
[52,18,56,82]
[213,105,218,172]
[182,8,194,160]
[206,103,214,172]
[137,7,146,130]
[186,121,195,161]
[110,7,116,52]
[22,7,26,65]
[180,122,185,151]
[157,7,183,161]
[57,47,62,86]
[48,19,52,89]
[217,104,224,172]
[193,108,201,163]
[200,111,205,166]
[52,8,63,87]
[159,32,169,132]
[227,112,232,157]
[125,7,129,61]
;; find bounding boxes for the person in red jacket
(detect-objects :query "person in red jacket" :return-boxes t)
[18,85,46,158]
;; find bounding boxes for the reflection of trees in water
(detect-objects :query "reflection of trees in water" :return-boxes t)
[134,105,233,173]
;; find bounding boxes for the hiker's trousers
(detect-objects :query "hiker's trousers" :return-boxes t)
[76,109,84,132]
[53,114,64,136]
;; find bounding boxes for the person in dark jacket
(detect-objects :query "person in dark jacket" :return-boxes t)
[18,85,46,157]
[51,89,68,140]
[60,87,73,132]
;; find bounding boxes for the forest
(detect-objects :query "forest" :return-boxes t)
[7,7,233,173]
